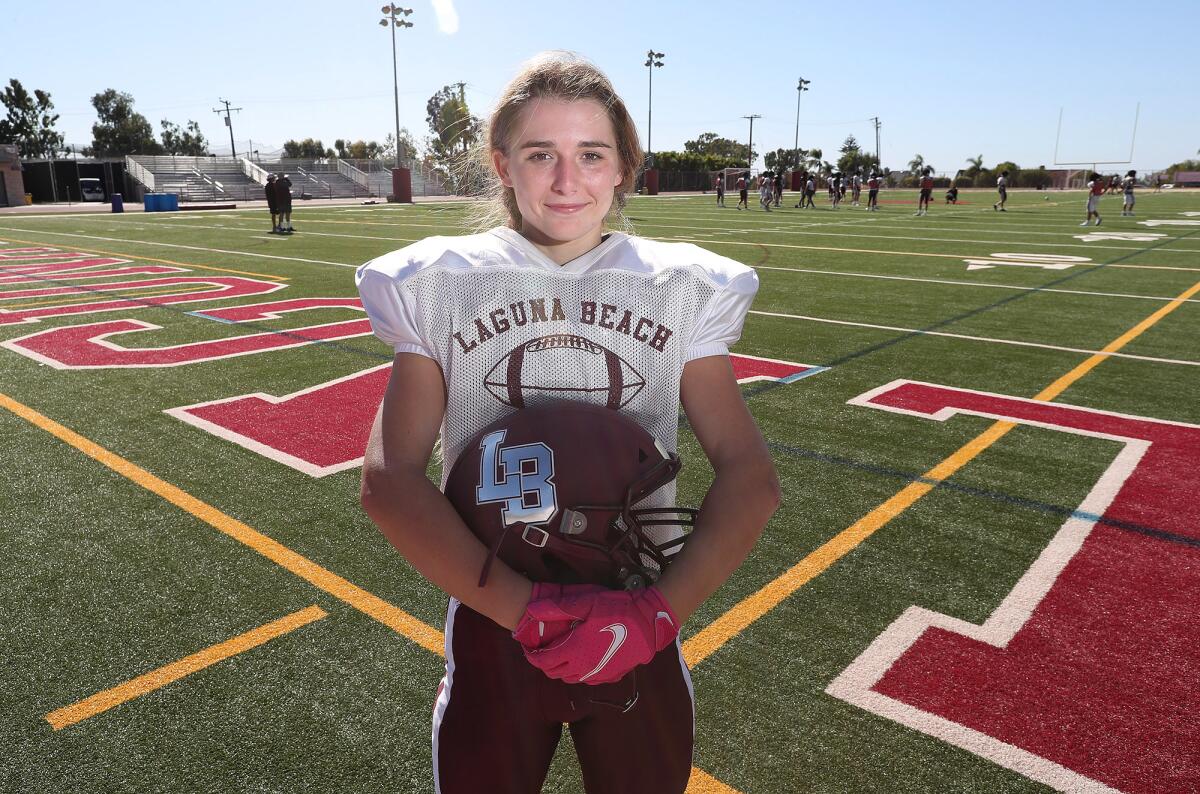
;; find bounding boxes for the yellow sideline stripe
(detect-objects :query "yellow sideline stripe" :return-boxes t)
[46,605,327,730]
[0,393,444,655]
[686,766,744,793]
[0,235,289,281]
[683,278,1200,667]
[3,286,224,309]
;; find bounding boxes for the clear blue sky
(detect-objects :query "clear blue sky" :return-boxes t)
[8,0,1196,173]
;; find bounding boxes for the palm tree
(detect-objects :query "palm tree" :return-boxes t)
[964,154,984,177]
[908,153,925,175]
[805,148,823,172]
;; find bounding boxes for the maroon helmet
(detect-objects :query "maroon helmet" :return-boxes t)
[445,402,697,589]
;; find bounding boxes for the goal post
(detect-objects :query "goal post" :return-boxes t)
[712,167,757,191]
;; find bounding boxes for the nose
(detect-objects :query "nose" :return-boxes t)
[551,157,579,195]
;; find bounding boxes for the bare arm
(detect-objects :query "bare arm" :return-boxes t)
[654,355,781,623]
[359,352,533,630]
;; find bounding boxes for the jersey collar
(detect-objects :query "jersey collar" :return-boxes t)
[489,227,627,274]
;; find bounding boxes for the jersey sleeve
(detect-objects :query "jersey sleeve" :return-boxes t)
[355,260,435,358]
[686,269,759,363]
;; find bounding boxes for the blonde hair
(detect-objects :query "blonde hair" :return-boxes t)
[469,52,643,233]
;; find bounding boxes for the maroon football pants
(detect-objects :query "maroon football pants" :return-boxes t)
[433,599,695,794]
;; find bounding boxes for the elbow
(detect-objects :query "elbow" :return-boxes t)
[763,464,783,515]
[359,462,401,518]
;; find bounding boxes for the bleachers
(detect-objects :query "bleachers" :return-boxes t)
[128,155,453,202]
[129,156,266,202]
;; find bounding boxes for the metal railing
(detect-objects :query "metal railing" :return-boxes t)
[338,159,371,188]
[241,157,270,185]
[125,156,156,190]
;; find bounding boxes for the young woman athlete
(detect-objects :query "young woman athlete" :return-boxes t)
[356,52,780,794]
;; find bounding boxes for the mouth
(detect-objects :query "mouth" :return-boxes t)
[545,203,589,215]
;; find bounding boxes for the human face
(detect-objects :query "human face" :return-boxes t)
[492,98,625,265]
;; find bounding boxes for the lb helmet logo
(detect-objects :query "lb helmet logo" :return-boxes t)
[475,429,557,528]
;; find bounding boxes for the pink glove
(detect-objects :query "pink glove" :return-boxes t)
[512,582,607,650]
[518,587,680,685]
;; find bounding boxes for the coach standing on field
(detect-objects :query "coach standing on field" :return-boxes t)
[265,173,280,233]
[277,173,294,234]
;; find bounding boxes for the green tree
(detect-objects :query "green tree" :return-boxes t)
[764,148,805,173]
[382,128,419,163]
[963,154,984,178]
[654,150,745,172]
[282,138,327,158]
[684,132,752,162]
[836,135,879,175]
[1165,158,1200,178]
[86,89,162,156]
[804,148,823,173]
[0,79,65,158]
[159,119,208,156]
[907,153,928,176]
[426,84,481,191]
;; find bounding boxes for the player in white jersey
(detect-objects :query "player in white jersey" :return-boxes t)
[356,52,779,794]
[759,173,774,210]
[1081,172,1105,226]
[850,171,862,206]
[993,170,1008,212]
[1121,170,1136,216]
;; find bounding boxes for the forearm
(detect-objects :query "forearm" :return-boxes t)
[654,458,780,623]
[361,468,532,631]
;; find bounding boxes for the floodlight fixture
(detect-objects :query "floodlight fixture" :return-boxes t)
[644,49,665,167]
[793,77,811,170]
[379,6,416,170]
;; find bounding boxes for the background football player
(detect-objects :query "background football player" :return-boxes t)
[356,51,779,794]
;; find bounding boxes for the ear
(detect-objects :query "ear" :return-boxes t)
[492,149,513,188]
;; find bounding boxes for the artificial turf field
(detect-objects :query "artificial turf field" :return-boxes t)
[2,187,1198,793]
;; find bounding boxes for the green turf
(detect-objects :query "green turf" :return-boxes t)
[1,187,1197,792]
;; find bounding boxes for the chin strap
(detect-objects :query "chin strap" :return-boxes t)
[477,521,519,588]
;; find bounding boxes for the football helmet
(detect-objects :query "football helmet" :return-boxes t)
[445,401,697,589]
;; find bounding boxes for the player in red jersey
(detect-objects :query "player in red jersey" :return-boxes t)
[1081,172,1105,226]
[356,52,779,794]
[915,167,934,216]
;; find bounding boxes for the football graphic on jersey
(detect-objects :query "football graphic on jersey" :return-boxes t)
[484,334,645,409]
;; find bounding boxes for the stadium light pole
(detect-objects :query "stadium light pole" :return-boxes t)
[644,50,664,168]
[794,78,810,170]
[380,5,414,169]
[743,114,761,172]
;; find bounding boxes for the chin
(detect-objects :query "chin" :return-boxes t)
[536,214,602,241]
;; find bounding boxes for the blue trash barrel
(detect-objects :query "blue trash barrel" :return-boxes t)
[144,194,157,212]
[111,193,124,213]
[164,193,179,211]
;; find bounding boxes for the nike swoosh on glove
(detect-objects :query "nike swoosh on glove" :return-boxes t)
[518,587,679,685]
[511,582,608,650]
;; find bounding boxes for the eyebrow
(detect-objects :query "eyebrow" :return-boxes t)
[517,139,614,150]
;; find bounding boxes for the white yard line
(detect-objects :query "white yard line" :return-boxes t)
[749,309,1199,367]
[755,265,1200,304]
[0,227,360,268]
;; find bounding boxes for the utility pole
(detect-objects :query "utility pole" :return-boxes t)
[644,50,664,167]
[452,80,469,154]
[213,99,243,158]
[742,114,761,172]
[871,116,881,166]
[794,78,810,170]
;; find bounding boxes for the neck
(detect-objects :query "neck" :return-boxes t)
[518,226,605,266]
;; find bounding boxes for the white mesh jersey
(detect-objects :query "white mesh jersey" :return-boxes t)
[355,226,758,529]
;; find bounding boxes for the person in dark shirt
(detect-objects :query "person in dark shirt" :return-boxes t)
[277,174,294,233]
[265,173,280,233]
